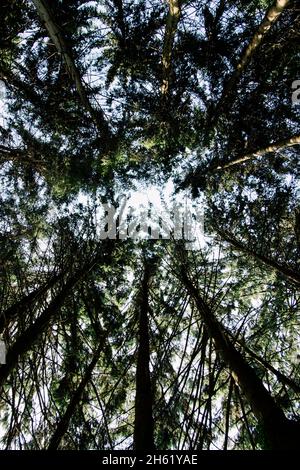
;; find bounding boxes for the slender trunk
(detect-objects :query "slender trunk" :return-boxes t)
[180,267,300,449]
[0,273,62,334]
[208,0,290,127]
[31,0,111,139]
[113,0,126,47]
[48,335,105,449]
[216,227,300,286]
[294,207,300,255]
[212,134,300,171]
[180,134,300,192]
[0,259,98,389]
[161,0,182,97]
[133,264,155,451]
[223,377,234,450]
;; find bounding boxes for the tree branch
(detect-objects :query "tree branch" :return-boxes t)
[213,134,300,170]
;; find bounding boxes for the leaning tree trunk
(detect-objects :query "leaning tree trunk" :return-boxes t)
[133,263,155,451]
[48,334,106,449]
[180,134,300,193]
[0,272,63,334]
[31,0,111,139]
[161,0,182,98]
[208,0,290,128]
[0,257,100,390]
[179,267,300,449]
[212,134,300,171]
[229,333,300,395]
[215,227,300,287]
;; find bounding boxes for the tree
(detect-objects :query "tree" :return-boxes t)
[0,0,299,451]
[177,251,300,449]
[133,257,155,451]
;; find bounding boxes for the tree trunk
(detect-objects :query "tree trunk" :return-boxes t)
[133,264,155,451]
[161,0,182,97]
[0,272,62,334]
[230,334,300,395]
[31,0,111,139]
[180,267,300,449]
[113,0,127,48]
[0,259,98,389]
[180,134,300,192]
[209,0,290,127]
[48,335,106,449]
[216,227,300,287]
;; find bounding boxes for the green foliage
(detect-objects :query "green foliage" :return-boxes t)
[0,0,299,451]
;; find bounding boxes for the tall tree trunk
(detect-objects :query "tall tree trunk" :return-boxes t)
[31,0,111,139]
[179,266,300,449]
[133,264,155,451]
[208,0,290,128]
[48,335,106,449]
[294,207,300,256]
[0,272,62,334]
[113,0,127,48]
[161,0,182,98]
[216,227,300,286]
[0,258,99,389]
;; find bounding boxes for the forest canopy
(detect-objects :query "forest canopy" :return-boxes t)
[0,0,300,451]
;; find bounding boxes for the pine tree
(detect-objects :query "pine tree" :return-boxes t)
[0,0,299,451]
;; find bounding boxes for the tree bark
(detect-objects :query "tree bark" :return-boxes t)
[31,0,111,138]
[161,0,182,97]
[180,134,300,192]
[208,0,290,127]
[216,227,300,287]
[48,335,106,449]
[180,267,300,449]
[113,0,127,48]
[133,263,155,451]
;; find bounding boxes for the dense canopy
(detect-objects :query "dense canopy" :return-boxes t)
[0,0,300,450]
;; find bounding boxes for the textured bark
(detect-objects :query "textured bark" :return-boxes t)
[216,227,300,287]
[133,264,155,451]
[209,0,290,127]
[180,268,300,449]
[161,0,182,97]
[48,336,105,450]
[31,0,111,138]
